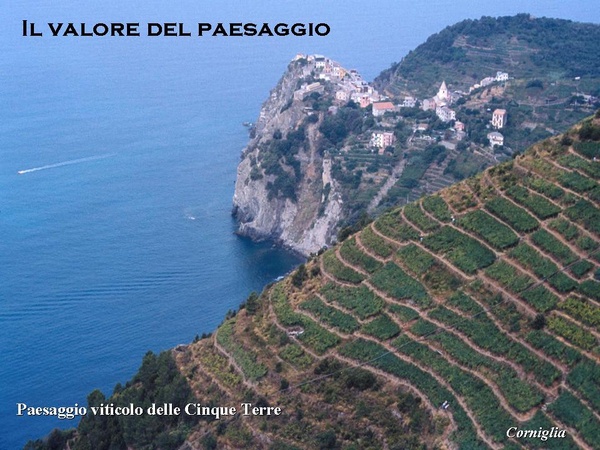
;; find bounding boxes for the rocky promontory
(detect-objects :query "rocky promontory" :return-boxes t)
[232,54,351,256]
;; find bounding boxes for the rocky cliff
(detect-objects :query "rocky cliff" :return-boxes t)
[233,56,344,256]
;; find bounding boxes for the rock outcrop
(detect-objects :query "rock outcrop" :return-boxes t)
[233,56,344,256]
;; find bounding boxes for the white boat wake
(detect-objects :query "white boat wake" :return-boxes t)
[17,153,116,175]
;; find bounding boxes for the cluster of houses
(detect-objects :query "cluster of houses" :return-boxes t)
[421,81,460,123]
[469,71,509,92]
[292,54,383,108]
[291,55,511,152]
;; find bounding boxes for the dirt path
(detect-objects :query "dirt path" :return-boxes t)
[367,159,408,213]
[402,329,539,422]
[314,292,367,324]
[355,232,391,263]
[212,330,256,389]
[334,352,459,445]
[351,332,502,449]
[319,256,361,288]
[544,411,594,450]
[369,221,407,249]
[336,246,369,276]
[364,199,571,381]
[366,279,556,395]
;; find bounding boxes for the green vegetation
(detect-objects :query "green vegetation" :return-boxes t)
[506,185,562,219]
[300,297,359,333]
[559,297,600,329]
[272,285,340,354]
[567,360,600,410]
[423,226,496,274]
[558,170,597,193]
[374,211,420,242]
[392,335,514,442]
[458,210,519,249]
[484,260,533,294]
[279,344,314,369]
[322,249,365,284]
[396,244,435,275]
[574,141,600,159]
[196,348,243,389]
[69,351,196,450]
[258,126,307,202]
[339,339,485,448]
[217,320,268,381]
[579,279,600,301]
[428,332,543,412]
[509,243,557,279]
[547,391,600,449]
[519,285,558,313]
[548,217,580,241]
[370,262,432,308]
[422,195,452,222]
[525,330,582,368]
[403,203,439,232]
[530,229,577,265]
[427,305,561,386]
[339,237,382,273]
[526,177,565,200]
[320,283,384,319]
[564,200,600,234]
[485,197,539,232]
[518,411,580,450]
[558,153,600,179]
[359,226,394,258]
[547,315,598,352]
[361,314,401,340]
[569,259,594,278]
[388,304,420,323]
[446,291,484,316]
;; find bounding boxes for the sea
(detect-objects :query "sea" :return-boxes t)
[1,1,597,448]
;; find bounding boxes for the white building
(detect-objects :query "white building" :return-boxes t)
[436,81,449,103]
[436,106,456,122]
[314,55,327,69]
[293,82,324,100]
[492,109,507,129]
[371,131,396,153]
[496,71,509,82]
[422,98,437,111]
[402,96,417,108]
[487,131,504,147]
[335,89,351,102]
[480,76,495,87]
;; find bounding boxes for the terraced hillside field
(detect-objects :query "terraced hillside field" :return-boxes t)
[169,114,600,449]
[54,115,600,450]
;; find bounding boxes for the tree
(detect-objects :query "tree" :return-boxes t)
[292,264,308,288]
[245,292,260,315]
[531,314,546,330]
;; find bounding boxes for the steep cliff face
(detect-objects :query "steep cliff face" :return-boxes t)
[233,57,344,256]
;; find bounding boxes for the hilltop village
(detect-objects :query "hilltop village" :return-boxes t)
[276,53,599,215]
[293,52,597,156]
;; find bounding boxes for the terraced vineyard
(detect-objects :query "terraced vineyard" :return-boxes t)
[171,116,600,449]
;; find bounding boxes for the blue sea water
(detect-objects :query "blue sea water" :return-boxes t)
[1,1,597,448]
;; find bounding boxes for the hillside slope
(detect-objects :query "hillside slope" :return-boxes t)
[35,113,600,449]
[375,14,600,97]
[234,16,600,255]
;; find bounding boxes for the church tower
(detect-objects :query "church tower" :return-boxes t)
[437,81,449,102]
